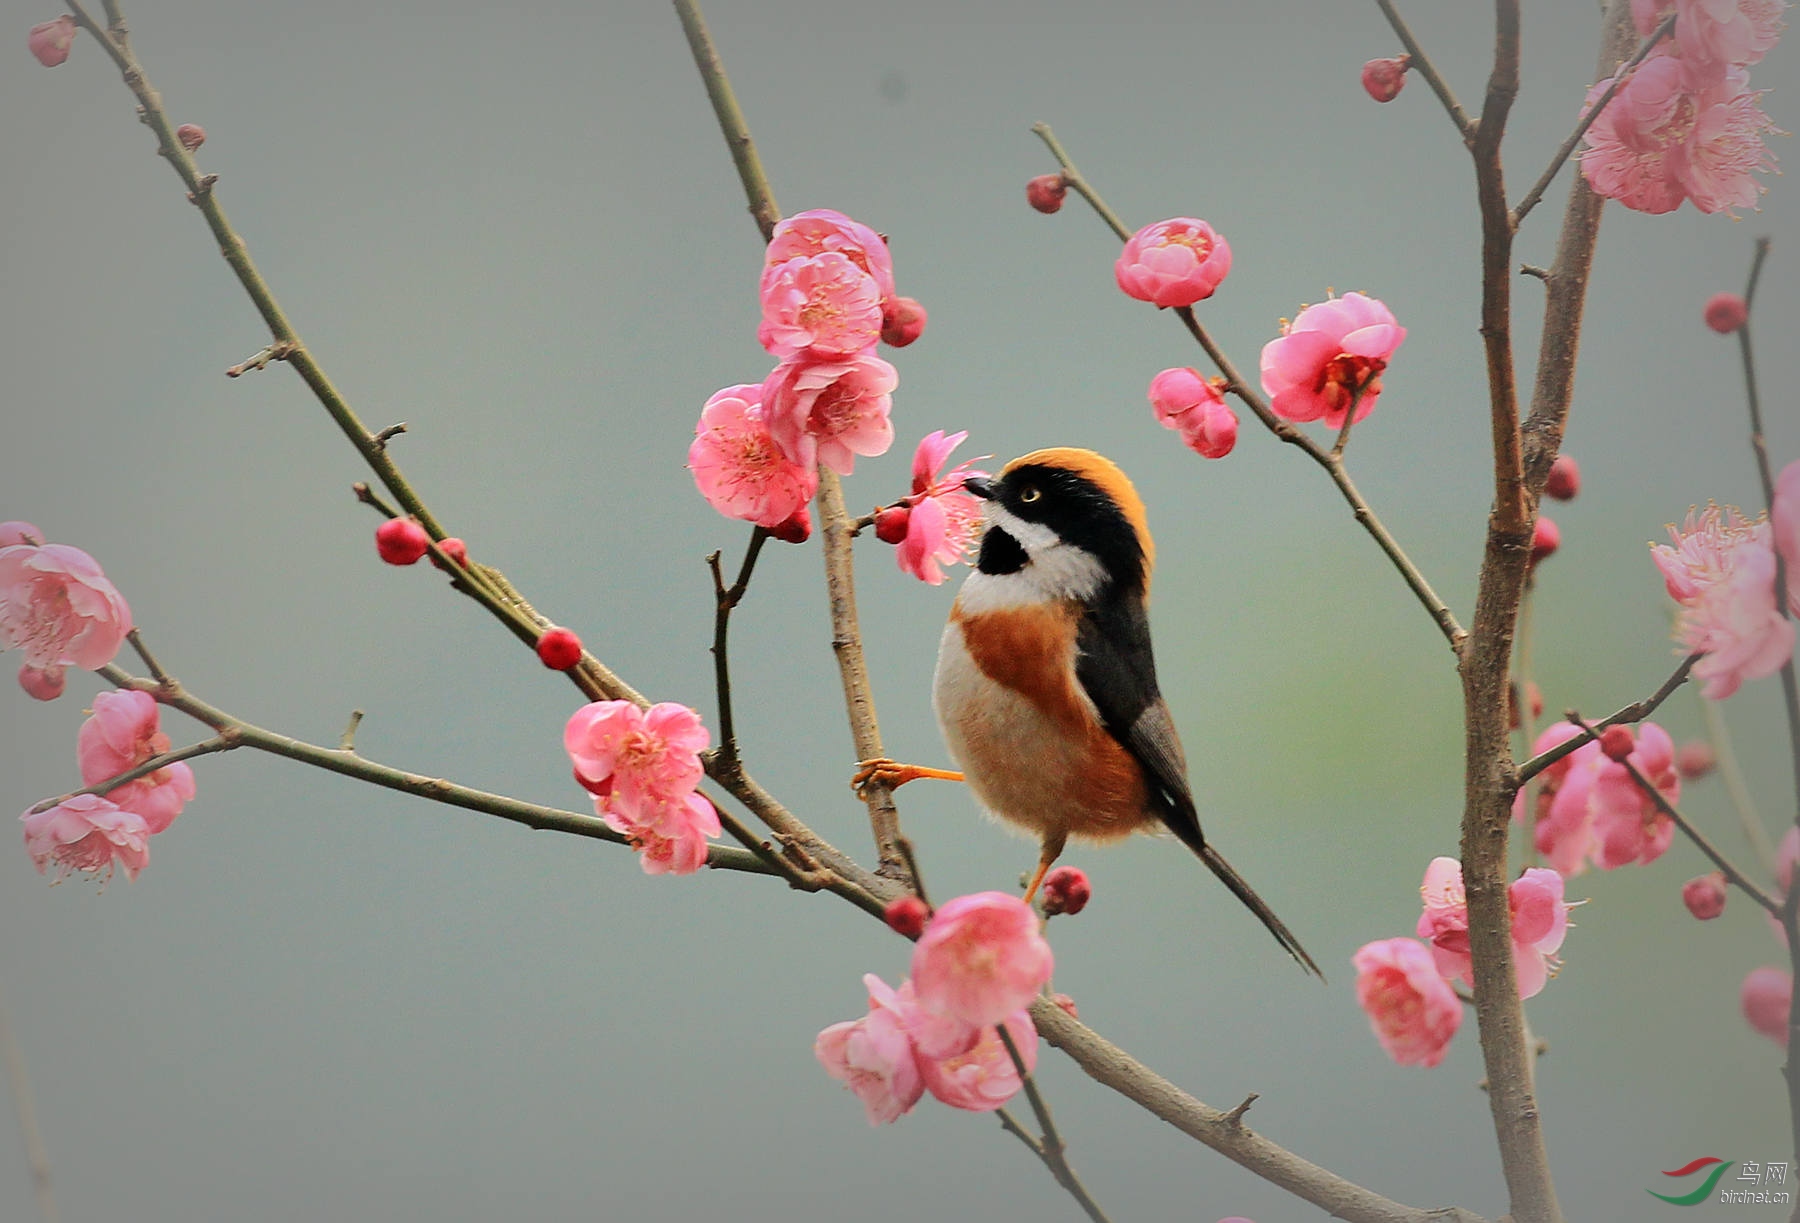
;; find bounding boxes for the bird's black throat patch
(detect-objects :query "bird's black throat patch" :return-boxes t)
[976,526,1027,575]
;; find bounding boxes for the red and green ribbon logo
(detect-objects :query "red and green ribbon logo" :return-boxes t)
[1649,1157,1735,1205]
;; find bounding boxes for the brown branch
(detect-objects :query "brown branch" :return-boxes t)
[1515,653,1699,783]
[1033,1001,1489,1223]
[1372,0,1477,144]
[997,1023,1111,1223]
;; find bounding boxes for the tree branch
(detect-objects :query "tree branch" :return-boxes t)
[998,1023,1111,1223]
[1514,653,1698,784]
[1372,0,1477,144]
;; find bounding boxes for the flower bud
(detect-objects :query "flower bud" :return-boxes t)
[17,663,65,702]
[1704,292,1749,334]
[535,627,583,670]
[374,517,431,565]
[1041,865,1091,916]
[1525,681,1543,720]
[1743,967,1791,1047]
[873,505,911,545]
[0,521,42,547]
[176,123,206,152]
[1529,516,1560,563]
[884,894,930,938]
[1599,724,1636,761]
[1675,740,1716,780]
[430,537,469,569]
[1545,453,1580,501]
[28,16,76,67]
[1682,871,1727,920]
[880,296,927,348]
[768,506,813,545]
[1051,992,1080,1020]
[1026,173,1068,214]
[1361,55,1410,102]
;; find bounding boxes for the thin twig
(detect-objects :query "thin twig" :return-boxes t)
[1733,238,1800,817]
[998,1023,1112,1223]
[1568,715,1780,914]
[1030,124,1466,654]
[126,627,171,686]
[671,0,780,242]
[26,733,236,814]
[1515,654,1699,784]
[1372,0,1477,143]
[338,710,365,753]
[708,526,769,774]
[0,979,57,1223]
[1509,13,1676,227]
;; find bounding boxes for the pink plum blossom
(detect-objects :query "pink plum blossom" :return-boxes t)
[1416,857,1569,998]
[765,209,895,303]
[1589,722,1681,869]
[564,700,709,817]
[1148,366,1239,458]
[1742,966,1791,1047]
[917,1008,1035,1112]
[911,891,1053,1046]
[895,430,987,585]
[0,539,131,673]
[77,689,195,835]
[762,353,897,476]
[1517,722,1604,875]
[1259,292,1406,429]
[21,794,150,882]
[28,16,76,67]
[1775,459,1800,602]
[602,790,721,877]
[1652,505,1794,699]
[0,522,42,547]
[756,251,884,360]
[1580,53,1777,215]
[815,974,924,1124]
[1632,0,1786,87]
[1114,217,1232,308]
[688,383,819,530]
[1352,937,1462,1068]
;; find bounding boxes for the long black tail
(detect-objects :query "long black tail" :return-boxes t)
[1196,841,1324,980]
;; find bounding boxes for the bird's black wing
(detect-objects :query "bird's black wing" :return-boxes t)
[1075,594,1323,978]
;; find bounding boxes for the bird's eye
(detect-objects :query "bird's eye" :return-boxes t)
[1019,486,1042,504]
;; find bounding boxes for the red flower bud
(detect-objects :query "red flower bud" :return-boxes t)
[1545,454,1580,501]
[1599,724,1636,762]
[874,505,911,544]
[1704,292,1749,334]
[1052,992,1080,1020]
[884,894,930,938]
[1361,55,1410,103]
[1682,871,1727,920]
[375,517,431,566]
[535,627,583,670]
[1041,865,1091,916]
[176,123,207,152]
[1529,516,1560,563]
[1525,681,1543,721]
[430,537,469,569]
[17,663,65,702]
[880,296,927,348]
[1676,740,1717,781]
[1026,173,1068,214]
[768,506,813,545]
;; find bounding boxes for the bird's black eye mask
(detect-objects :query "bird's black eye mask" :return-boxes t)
[989,464,1146,590]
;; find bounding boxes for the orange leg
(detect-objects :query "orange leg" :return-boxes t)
[852,757,964,796]
[1020,831,1068,906]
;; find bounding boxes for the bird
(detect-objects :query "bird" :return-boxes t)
[858,446,1321,977]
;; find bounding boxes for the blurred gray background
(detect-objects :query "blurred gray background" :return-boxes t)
[4,2,1798,1220]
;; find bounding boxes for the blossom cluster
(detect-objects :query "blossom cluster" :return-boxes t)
[1651,460,1800,700]
[1580,0,1784,215]
[1516,721,1682,874]
[1354,857,1572,1067]
[564,700,720,875]
[816,892,1053,1123]
[23,690,197,883]
[1,521,132,701]
[687,210,984,583]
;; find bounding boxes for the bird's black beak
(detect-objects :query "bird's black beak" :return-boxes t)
[962,474,996,500]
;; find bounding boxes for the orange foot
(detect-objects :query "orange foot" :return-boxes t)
[852,757,965,797]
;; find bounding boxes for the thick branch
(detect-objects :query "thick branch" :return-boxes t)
[1033,1002,1488,1223]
